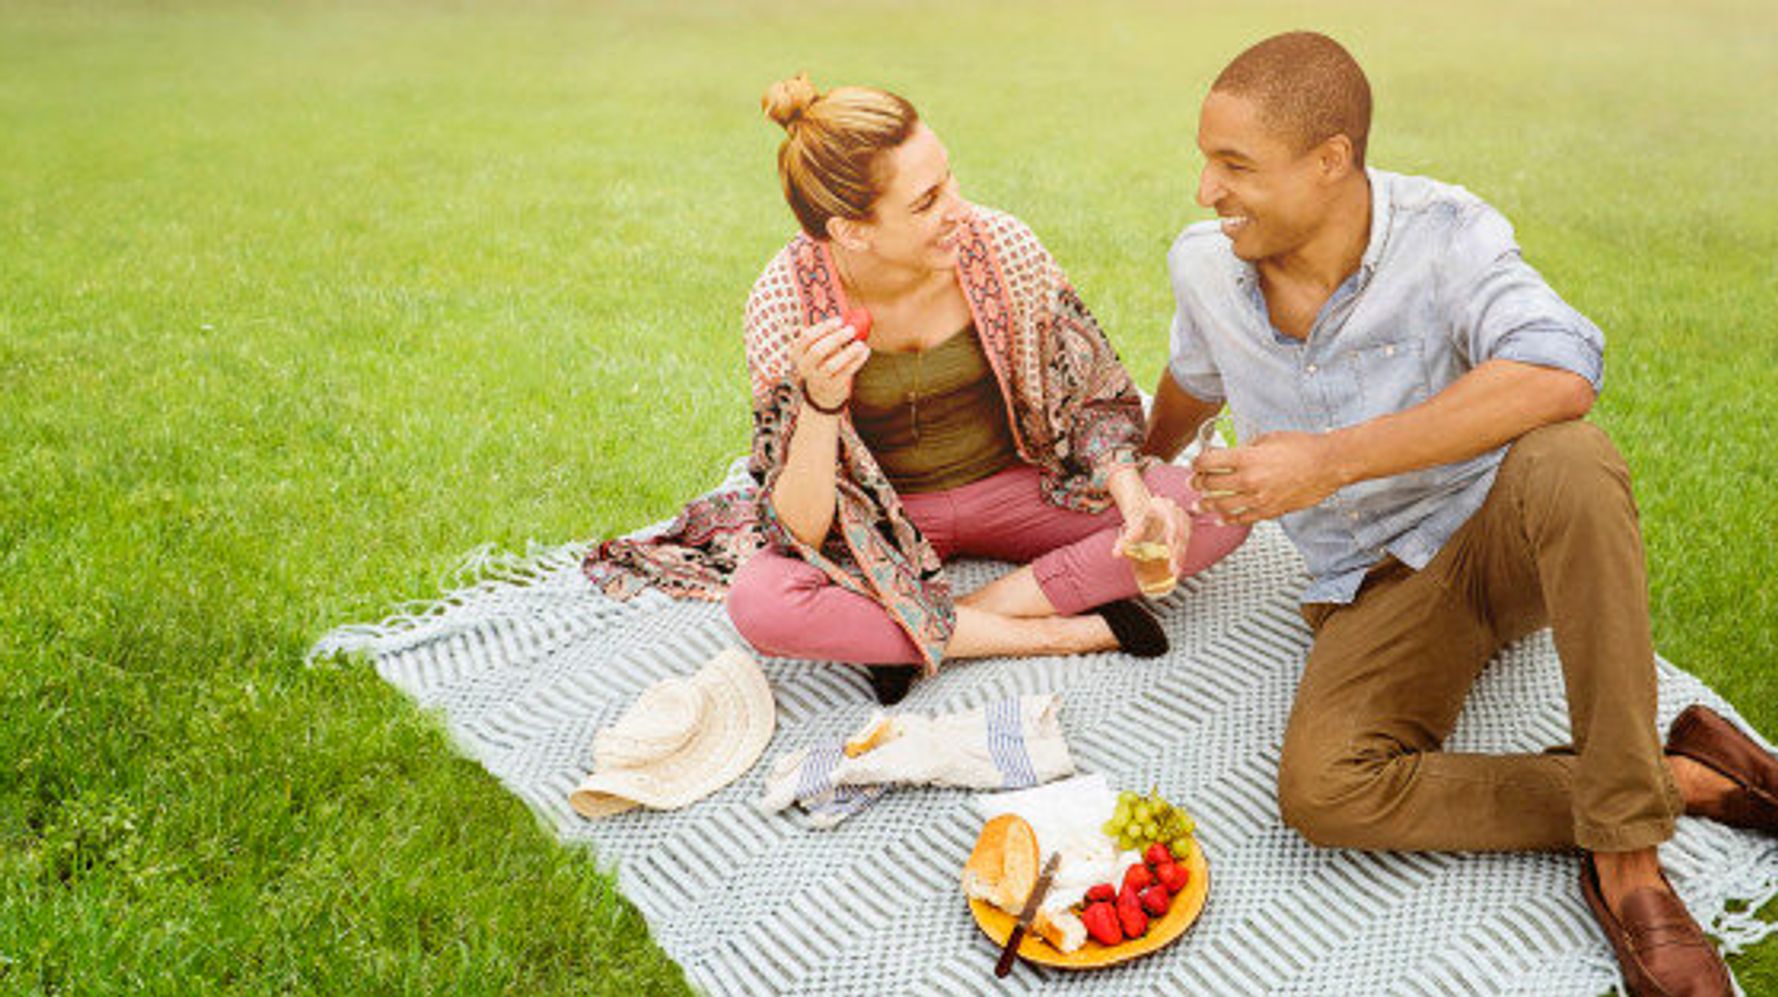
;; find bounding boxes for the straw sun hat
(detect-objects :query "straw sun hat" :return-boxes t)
[569,646,776,819]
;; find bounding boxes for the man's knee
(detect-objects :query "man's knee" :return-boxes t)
[1276,747,1355,847]
[1505,420,1633,516]
[1508,421,1629,485]
[1276,738,1401,849]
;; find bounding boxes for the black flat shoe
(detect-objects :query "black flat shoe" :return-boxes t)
[1093,599,1168,658]
[866,665,918,705]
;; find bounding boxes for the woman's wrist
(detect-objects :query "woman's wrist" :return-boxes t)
[801,386,847,416]
[1105,463,1151,519]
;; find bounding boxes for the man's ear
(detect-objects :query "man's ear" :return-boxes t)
[1316,134,1357,183]
[825,215,870,252]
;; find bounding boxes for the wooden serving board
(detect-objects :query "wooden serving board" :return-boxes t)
[969,842,1210,970]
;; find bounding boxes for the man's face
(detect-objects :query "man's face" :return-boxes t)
[1195,91,1334,263]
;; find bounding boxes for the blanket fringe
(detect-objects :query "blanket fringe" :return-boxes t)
[306,458,754,666]
[304,538,591,664]
[1707,841,1778,958]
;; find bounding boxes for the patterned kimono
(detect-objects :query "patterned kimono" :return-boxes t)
[587,205,1151,673]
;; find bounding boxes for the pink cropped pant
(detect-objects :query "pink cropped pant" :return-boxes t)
[726,463,1250,664]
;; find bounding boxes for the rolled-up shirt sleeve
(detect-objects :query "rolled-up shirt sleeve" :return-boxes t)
[1165,246,1228,403]
[1444,204,1605,393]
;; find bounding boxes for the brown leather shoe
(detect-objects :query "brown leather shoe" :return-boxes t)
[1667,704,1778,831]
[1579,853,1733,996]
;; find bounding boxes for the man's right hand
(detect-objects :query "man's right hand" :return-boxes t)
[1192,431,1346,525]
[794,317,871,411]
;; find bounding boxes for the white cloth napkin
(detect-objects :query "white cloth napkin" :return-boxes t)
[975,773,1143,913]
[758,694,1076,828]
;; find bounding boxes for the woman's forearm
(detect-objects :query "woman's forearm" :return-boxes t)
[768,407,843,548]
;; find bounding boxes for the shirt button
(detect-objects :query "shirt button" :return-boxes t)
[1384,346,1396,357]
[1305,364,1319,374]
[1347,511,1360,522]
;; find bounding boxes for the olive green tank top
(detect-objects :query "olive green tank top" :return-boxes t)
[849,325,1021,494]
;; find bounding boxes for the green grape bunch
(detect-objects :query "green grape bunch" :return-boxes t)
[1100,785,1197,859]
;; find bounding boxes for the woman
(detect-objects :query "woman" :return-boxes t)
[718,74,1250,703]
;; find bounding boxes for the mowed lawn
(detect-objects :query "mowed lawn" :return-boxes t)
[3,0,1774,992]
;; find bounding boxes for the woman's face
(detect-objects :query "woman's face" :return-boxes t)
[849,123,969,272]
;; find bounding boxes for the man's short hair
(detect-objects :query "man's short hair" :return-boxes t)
[1212,31,1372,167]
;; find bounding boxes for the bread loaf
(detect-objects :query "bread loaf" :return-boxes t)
[960,814,1039,913]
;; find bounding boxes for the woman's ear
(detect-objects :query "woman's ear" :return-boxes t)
[826,215,870,253]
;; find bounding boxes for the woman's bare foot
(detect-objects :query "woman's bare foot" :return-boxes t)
[942,605,1114,659]
[957,565,1058,618]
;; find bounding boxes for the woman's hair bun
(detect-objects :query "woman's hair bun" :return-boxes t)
[762,72,821,130]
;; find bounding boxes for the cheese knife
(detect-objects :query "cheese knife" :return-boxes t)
[994,852,1062,978]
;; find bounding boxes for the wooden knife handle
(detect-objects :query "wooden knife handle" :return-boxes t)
[994,925,1028,978]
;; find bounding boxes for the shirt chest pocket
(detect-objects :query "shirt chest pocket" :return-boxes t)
[1342,338,1430,423]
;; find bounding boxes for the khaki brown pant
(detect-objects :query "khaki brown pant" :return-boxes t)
[1281,421,1682,853]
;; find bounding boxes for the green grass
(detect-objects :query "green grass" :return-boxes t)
[3,0,1774,992]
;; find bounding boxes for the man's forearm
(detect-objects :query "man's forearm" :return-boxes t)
[1325,359,1596,488]
[1143,370,1223,462]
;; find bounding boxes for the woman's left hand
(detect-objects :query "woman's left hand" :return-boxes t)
[1123,494,1194,572]
[1106,467,1192,575]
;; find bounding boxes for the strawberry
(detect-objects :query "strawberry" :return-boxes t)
[1117,885,1150,938]
[1085,883,1117,904]
[844,306,873,344]
[1122,863,1154,894]
[1081,901,1123,946]
[1144,842,1173,867]
[1140,884,1172,917]
[1154,861,1189,893]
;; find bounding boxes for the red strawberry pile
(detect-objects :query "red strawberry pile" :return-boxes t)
[1078,842,1191,947]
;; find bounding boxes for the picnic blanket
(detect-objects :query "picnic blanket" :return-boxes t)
[311,457,1778,996]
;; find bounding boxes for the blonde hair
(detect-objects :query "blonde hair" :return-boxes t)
[761,73,920,238]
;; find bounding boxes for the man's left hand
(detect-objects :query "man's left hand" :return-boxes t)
[1191,431,1346,525]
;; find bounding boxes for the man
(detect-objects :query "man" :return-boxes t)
[1144,31,1778,996]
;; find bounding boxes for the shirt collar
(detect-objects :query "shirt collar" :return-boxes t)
[1359,167,1392,276]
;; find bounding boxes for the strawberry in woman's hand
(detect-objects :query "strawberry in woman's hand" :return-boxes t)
[844,306,873,344]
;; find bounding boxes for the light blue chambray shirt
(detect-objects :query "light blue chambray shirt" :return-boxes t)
[1166,169,1605,605]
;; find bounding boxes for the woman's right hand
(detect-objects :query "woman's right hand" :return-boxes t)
[794,316,871,411]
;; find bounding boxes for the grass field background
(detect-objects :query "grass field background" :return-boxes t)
[3,1,1775,992]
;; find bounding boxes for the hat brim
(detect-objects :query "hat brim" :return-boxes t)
[570,647,775,819]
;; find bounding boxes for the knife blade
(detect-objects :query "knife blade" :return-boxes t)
[994,852,1062,978]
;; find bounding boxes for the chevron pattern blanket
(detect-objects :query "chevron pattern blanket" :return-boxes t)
[312,460,1778,996]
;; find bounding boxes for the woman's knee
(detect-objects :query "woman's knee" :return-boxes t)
[1142,462,1198,504]
[1142,462,1252,572]
[725,551,808,654]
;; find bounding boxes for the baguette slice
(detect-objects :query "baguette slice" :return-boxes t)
[843,713,895,758]
[960,814,1039,913]
[1034,908,1086,954]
